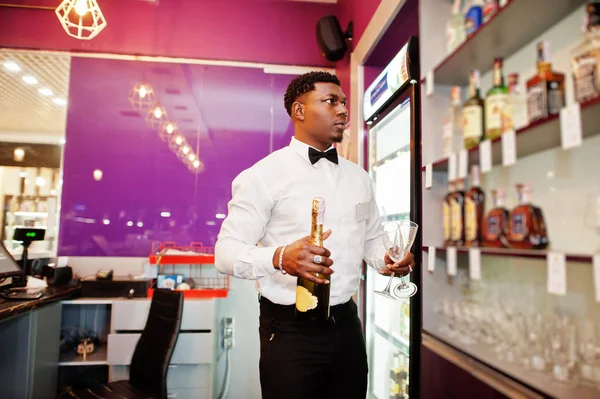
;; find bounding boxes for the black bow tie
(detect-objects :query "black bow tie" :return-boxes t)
[308,147,338,165]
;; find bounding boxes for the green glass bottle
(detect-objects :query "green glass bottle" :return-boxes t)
[462,70,485,150]
[485,57,509,140]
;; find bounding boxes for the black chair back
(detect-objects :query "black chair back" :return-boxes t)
[129,289,184,398]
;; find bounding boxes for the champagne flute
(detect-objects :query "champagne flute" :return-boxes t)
[392,220,419,298]
[375,222,404,299]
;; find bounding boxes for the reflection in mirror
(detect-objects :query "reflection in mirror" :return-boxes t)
[0,49,69,263]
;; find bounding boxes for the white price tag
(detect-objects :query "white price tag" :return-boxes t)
[502,129,517,166]
[447,247,457,276]
[479,139,492,173]
[448,154,457,181]
[547,252,567,295]
[426,70,434,97]
[594,255,600,302]
[425,164,432,189]
[458,149,468,179]
[560,103,583,150]
[428,247,436,272]
[469,248,481,280]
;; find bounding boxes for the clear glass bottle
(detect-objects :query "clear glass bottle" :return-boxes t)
[465,165,485,247]
[570,2,600,103]
[485,57,509,140]
[447,0,466,54]
[463,70,485,149]
[443,86,464,157]
[526,41,566,123]
[508,184,549,250]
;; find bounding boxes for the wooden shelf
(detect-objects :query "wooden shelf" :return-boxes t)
[422,96,600,172]
[428,0,587,86]
[422,245,593,263]
[58,345,107,366]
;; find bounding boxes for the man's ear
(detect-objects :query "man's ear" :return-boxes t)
[292,102,305,122]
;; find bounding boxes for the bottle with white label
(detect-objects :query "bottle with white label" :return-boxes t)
[444,182,456,246]
[502,73,529,132]
[450,179,466,247]
[443,86,465,157]
[465,165,485,247]
[463,70,485,150]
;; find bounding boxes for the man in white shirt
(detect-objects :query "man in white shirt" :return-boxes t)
[215,71,415,399]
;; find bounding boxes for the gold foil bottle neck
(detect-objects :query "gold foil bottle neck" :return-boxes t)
[311,197,325,247]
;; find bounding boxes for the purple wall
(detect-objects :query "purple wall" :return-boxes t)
[0,0,336,67]
[58,57,296,256]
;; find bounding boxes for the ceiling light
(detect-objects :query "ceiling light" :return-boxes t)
[14,148,25,162]
[215,213,226,219]
[39,88,53,96]
[188,153,196,162]
[103,219,110,225]
[182,146,190,155]
[159,122,178,142]
[160,212,171,218]
[193,160,201,168]
[129,82,156,112]
[174,136,183,146]
[137,222,144,228]
[53,98,67,106]
[145,104,167,128]
[3,61,20,72]
[22,76,38,85]
[93,169,103,181]
[55,0,107,40]
[127,221,133,227]
[166,123,174,134]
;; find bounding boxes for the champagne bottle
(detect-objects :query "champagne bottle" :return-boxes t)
[296,197,331,322]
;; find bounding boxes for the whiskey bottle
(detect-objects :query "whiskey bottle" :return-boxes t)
[446,0,466,54]
[501,73,529,132]
[570,2,600,103]
[463,70,485,150]
[482,189,510,248]
[450,178,466,247]
[389,353,403,399]
[526,41,566,123]
[485,57,509,140]
[443,86,464,157]
[443,182,455,246]
[465,165,485,247]
[508,184,549,250]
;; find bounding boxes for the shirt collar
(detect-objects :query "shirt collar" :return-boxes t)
[289,136,335,166]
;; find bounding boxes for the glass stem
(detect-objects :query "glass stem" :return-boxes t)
[384,272,396,292]
[399,274,408,288]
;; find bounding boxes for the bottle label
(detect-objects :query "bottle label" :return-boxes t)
[450,199,462,240]
[486,215,501,239]
[573,56,599,103]
[465,197,477,241]
[296,286,318,312]
[486,93,509,132]
[462,105,483,139]
[511,212,528,241]
[547,81,564,115]
[443,202,451,240]
[527,83,546,121]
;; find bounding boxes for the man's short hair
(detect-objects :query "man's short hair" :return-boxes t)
[284,71,341,116]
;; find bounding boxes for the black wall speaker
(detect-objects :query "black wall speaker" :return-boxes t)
[316,16,353,62]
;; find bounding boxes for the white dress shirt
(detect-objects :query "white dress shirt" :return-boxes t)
[215,136,386,306]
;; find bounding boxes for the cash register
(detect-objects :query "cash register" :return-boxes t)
[0,241,43,300]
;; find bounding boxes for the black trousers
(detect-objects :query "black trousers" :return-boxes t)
[258,296,368,399]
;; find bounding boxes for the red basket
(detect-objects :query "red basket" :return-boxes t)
[148,241,228,299]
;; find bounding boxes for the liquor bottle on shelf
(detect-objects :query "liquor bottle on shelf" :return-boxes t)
[485,57,509,140]
[443,86,464,157]
[508,184,549,249]
[465,165,485,247]
[463,70,485,150]
[450,178,466,247]
[464,0,484,39]
[526,41,566,123]
[501,73,529,132]
[482,189,510,248]
[482,0,499,23]
[446,0,466,54]
[443,182,455,246]
[570,2,600,103]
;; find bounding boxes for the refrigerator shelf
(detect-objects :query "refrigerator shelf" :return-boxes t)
[422,246,593,264]
[374,325,410,356]
[421,96,600,173]
[422,0,587,85]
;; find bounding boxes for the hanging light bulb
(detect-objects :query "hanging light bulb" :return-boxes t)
[175,136,183,146]
[182,146,190,155]
[153,107,162,119]
[188,153,196,162]
[166,123,174,134]
[159,121,178,142]
[55,0,107,40]
[14,148,25,162]
[144,103,167,128]
[129,82,156,112]
[74,0,88,16]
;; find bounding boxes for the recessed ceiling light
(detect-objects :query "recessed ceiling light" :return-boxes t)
[22,76,38,85]
[39,87,53,96]
[52,98,67,106]
[3,61,20,72]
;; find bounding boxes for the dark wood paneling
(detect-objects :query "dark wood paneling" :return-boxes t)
[0,142,62,168]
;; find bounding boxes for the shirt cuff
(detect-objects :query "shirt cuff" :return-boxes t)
[247,246,280,277]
